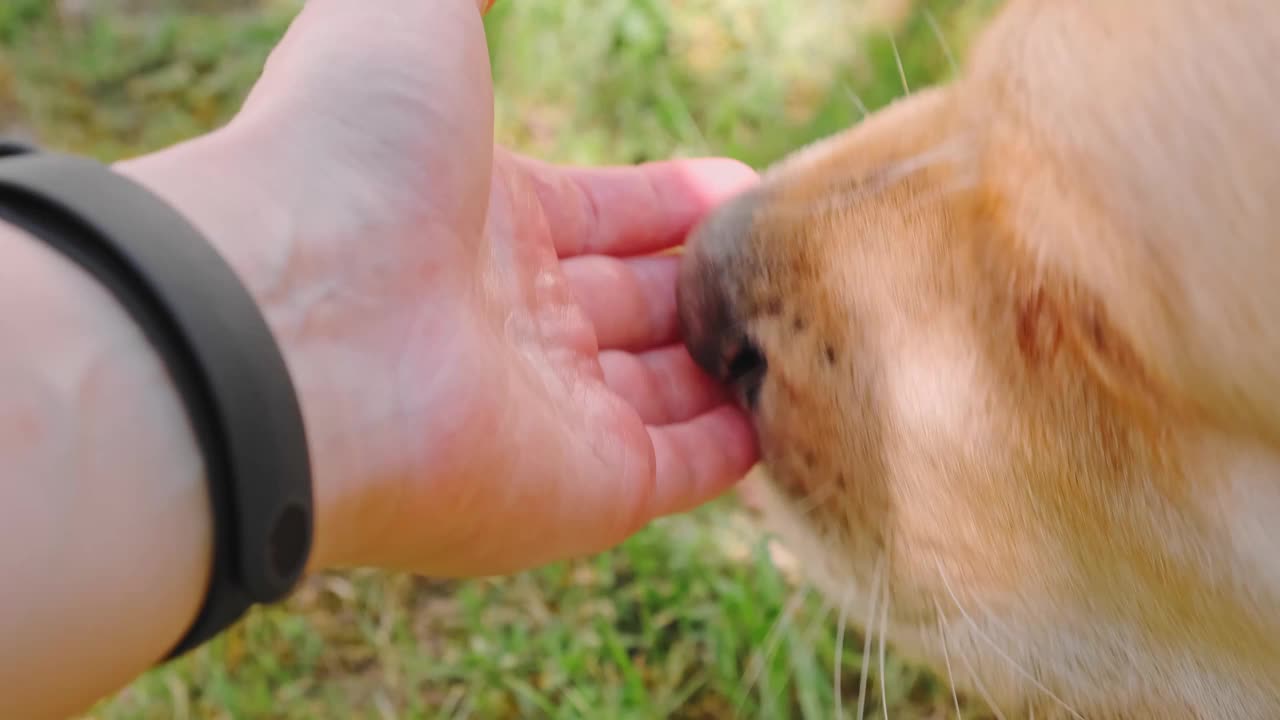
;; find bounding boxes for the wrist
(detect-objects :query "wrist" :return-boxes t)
[112,123,367,575]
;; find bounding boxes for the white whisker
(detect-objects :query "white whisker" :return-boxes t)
[923,9,959,78]
[953,634,1008,720]
[878,562,891,720]
[933,558,1085,720]
[856,555,884,720]
[935,600,964,719]
[835,586,852,719]
[843,81,871,119]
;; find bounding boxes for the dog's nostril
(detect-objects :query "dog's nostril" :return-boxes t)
[723,338,767,410]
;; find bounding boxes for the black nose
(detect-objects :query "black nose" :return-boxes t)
[677,189,768,409]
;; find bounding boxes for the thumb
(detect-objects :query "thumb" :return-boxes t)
[232,0,495,241]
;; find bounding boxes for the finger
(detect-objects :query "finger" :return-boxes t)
[516,155,759,259]
[561,254,680,351]
[599,345,729,425]
[644,406,759,519]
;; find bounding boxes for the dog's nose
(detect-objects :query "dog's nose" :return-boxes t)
[677,189,768,409]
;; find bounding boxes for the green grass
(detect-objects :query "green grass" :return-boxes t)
[1,1,1002,717]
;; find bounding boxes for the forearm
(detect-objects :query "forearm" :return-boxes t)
[0,219,211,717]
[0,122,376,715]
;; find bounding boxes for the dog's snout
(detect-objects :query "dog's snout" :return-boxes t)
[677,190,768,408]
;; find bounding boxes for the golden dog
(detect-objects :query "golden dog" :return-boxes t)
[678,1,1280,717]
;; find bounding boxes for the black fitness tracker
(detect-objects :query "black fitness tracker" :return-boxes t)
[0,139,313,660]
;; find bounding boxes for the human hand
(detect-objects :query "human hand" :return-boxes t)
[116,0,759,577]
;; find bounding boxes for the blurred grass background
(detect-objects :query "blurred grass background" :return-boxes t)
[1,1,1003,717]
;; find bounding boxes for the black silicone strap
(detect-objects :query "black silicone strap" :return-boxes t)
[0,141,313,659]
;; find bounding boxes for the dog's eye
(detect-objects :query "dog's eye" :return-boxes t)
[724,339,767,410]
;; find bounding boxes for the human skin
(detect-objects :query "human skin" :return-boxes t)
[0,0,759,716]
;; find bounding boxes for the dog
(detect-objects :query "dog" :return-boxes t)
[677,0,1280,716]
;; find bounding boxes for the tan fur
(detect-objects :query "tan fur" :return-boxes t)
[677,1,1280,716]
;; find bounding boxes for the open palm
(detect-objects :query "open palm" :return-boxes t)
[125,0,760,576]
[410,148,761,575]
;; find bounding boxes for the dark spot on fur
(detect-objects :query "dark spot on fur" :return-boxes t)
[761,297,783,316]
[824,344,837,365]
[1086,309,1107,353]
[803,449,817,469]
[1016,287,1061,365]
[792,316,806,332]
